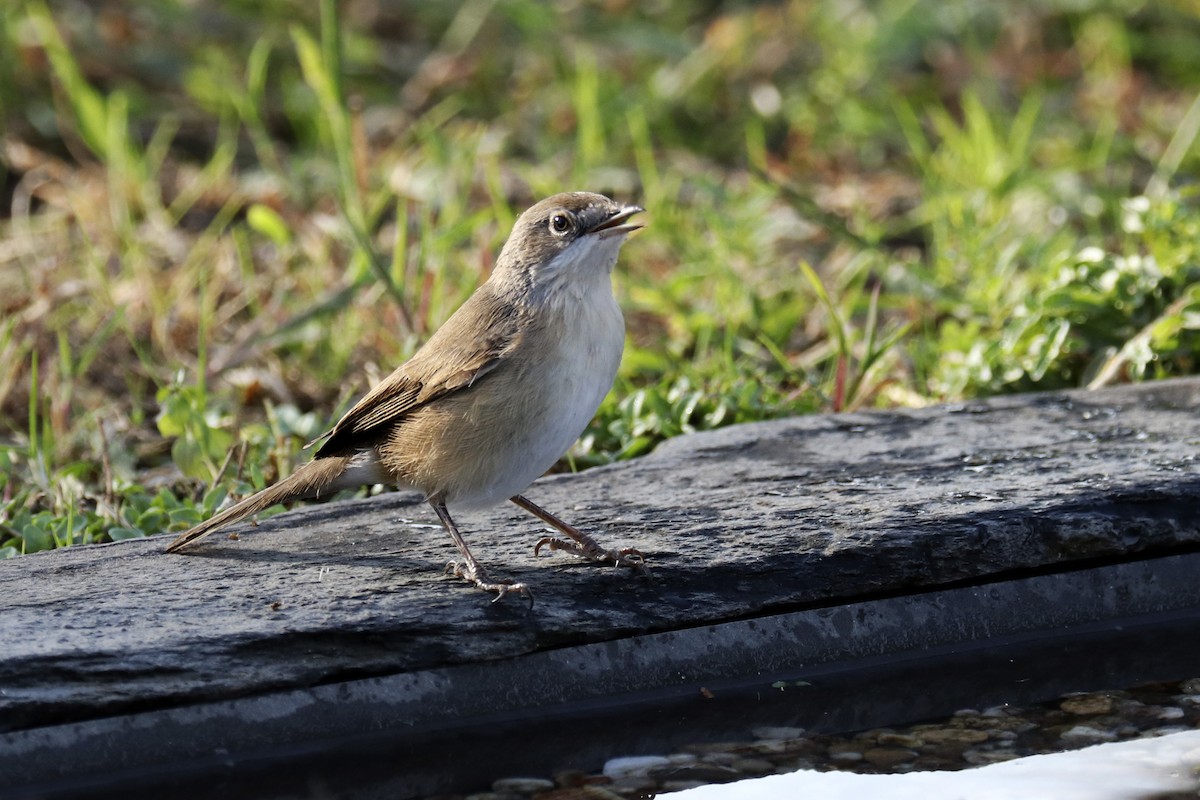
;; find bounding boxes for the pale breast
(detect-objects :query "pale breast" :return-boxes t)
[382,289,624,510]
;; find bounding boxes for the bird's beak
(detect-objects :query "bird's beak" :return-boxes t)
[589,204,645,239]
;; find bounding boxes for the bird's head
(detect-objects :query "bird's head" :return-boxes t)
[494,192,644,294]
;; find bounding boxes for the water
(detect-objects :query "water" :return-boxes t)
[11,609,1200,800]
[674,731,1200,800]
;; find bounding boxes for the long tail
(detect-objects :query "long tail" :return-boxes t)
[164,456,352,553]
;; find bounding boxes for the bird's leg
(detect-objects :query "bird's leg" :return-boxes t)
[429,499,532,605]
[511,494,646,572]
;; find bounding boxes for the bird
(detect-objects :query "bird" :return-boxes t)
[165,192,646,602]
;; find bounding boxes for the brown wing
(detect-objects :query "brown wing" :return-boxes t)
[314,289,521,456]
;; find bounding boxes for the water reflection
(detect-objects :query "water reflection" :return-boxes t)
[672,730,1200,800]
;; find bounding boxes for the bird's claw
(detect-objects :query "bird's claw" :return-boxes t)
[444,560,533,606]
[534,536,649,574]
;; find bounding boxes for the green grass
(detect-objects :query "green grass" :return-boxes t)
[2,0,1199,555]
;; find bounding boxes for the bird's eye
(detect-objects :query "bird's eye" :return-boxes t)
[549,213,572,235]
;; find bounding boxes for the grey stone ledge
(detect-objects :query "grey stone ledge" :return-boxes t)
[1,378,1198,774]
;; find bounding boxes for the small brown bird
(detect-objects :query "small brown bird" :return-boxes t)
[166,192,645,601]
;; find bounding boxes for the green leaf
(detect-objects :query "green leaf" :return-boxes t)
[108,526,147,541]
[246,204,292,246]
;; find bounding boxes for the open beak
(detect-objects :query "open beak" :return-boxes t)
[589,204,645,239]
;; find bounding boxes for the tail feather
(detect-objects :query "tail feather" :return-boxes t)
[165,456,351,553]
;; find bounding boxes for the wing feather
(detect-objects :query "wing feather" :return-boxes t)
[314,290,520,456]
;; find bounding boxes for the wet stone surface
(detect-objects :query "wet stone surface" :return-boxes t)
[2,378,1199,731]
[4,379,1200,800]
[453,679,1200,800]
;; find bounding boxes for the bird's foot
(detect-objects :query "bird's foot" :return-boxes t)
[533,536,648,574]
[445,560,533,605]
[510,495,648,576]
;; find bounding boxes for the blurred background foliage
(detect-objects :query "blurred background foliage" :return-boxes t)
[2,0,1199,553]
